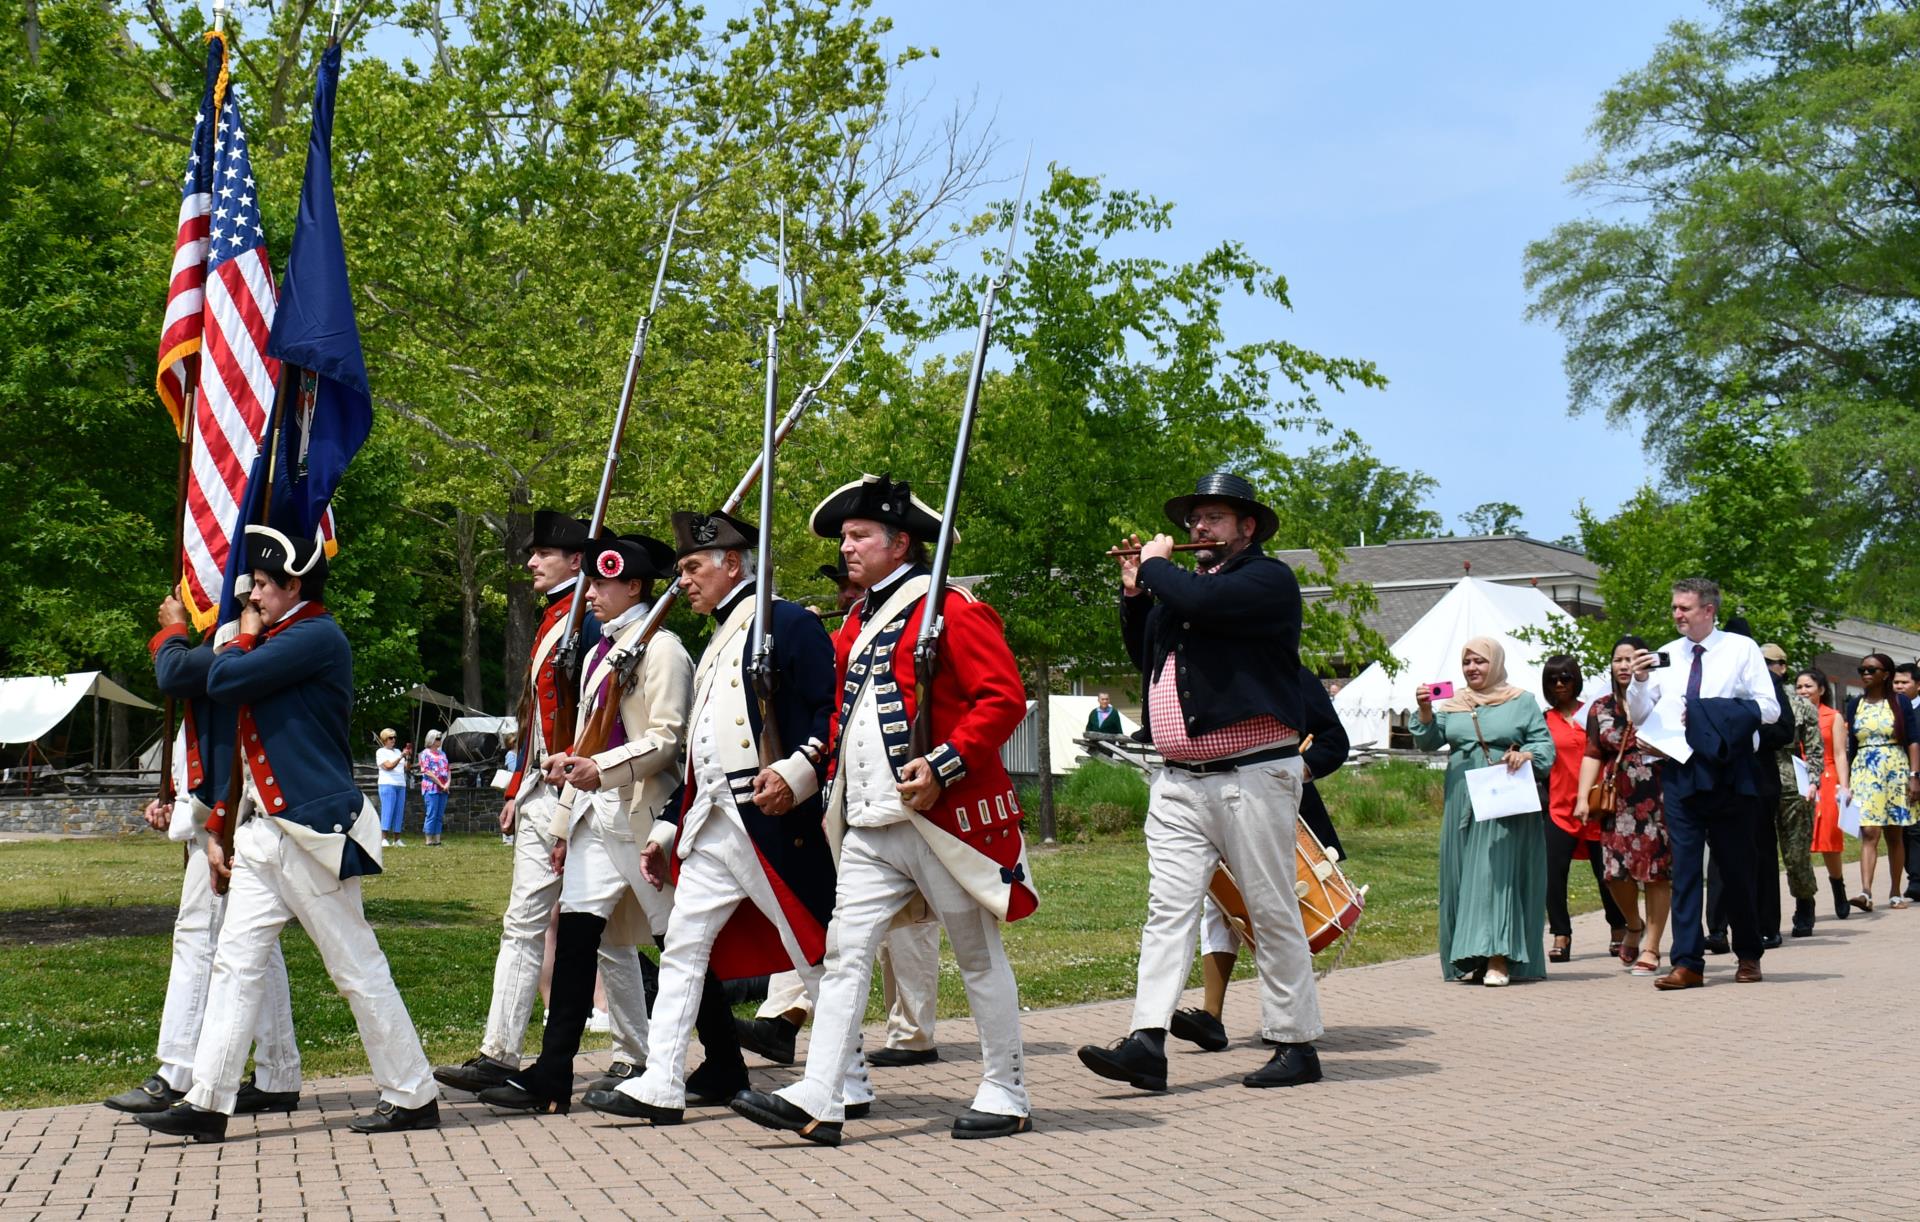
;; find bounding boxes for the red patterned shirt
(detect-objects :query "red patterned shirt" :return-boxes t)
[1147,662,1296,763]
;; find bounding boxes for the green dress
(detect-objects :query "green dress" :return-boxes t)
[1410,698,1556,980]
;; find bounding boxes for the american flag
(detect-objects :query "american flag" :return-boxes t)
[157,33,281,630]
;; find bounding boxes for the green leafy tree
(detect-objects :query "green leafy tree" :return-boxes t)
[1459,501,1524,537]
[1265,431,1442,547]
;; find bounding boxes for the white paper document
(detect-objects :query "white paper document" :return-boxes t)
[1633,699,1693,764]
[1839,795,1864,839]
[1790,756,1811,797]
[1465,763,1543,821]
[490,768,514,791]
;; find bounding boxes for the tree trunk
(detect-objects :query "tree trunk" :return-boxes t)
[1032,654,1056,843]
[24,0,41,67]
[456,510,484,710]
[501,486,537,710]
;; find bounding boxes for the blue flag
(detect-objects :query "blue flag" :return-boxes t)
[264,38,371,544]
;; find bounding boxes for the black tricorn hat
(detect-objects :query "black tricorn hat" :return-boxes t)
[816,554,853,584]
[244,524,327,582]
[589,533,675,583]
[1163,472,1279,545]
[808,473,948,542]
[670,509,756,560]
[530,509,592,554]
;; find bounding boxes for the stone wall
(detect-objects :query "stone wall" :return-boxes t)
[0,784,511,837]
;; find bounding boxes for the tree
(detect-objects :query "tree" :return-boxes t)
[1524,0,1920,627]
[1459,501,1524,537]
[1266,431,1442,546]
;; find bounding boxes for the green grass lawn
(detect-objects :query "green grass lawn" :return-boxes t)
[0,760,1611,1110]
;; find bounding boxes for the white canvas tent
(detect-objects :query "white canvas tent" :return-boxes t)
[1334,577,1574,750]
[0,672,156,745]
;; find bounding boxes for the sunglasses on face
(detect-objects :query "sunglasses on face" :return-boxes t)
[1545,675,1578,686]
[1859,666,1884,675]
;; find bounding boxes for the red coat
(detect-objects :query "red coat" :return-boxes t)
[828,573,1039,922]
[507,584,597,800]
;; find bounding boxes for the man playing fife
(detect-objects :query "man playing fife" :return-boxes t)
[435,511,651,1099]
[1079,471,1327,1092]
[478,532,691,1114]
[138,526,439,1142]
[732,474,1037,1145]
[103,595,302,1119]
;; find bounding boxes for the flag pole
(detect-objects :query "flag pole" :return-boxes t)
[328,0,343,42]
[212,0,225,33]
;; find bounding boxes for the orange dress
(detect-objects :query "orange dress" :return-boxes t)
[1810,703,1844,854]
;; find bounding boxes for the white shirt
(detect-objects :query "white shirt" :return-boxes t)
[376,746,407,787]
[1627,628,1781,731]
[841,563,915,829]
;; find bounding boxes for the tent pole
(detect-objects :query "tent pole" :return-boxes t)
[93,694,101,769]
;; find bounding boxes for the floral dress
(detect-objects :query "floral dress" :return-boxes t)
[1849,698,1913,828]
[1585,694,1670,883]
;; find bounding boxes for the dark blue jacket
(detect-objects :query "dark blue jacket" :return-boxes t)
[1121,544,1308,745]
[1299,668,1348,858]
[151,631,233,813]
[206,610,377,878]
[1669,694,1765,801]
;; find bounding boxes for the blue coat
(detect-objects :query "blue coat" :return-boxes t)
[151,631,233,813]
[206,610,378,879]
[1670,694,1766,801]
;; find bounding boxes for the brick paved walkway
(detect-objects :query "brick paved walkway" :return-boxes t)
[4,872,1913,1221]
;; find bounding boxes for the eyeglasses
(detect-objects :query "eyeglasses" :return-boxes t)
[1544,676,1578,686]
[1859,665,1885,675]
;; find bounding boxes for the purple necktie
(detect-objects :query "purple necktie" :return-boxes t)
[1686,642,1704,701]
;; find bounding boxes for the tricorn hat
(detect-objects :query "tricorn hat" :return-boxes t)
[530,509,592,554]
[808,473,948,543]
[244,524,327,582]
[670,509,756,560]
[816,554,853,584]
[1162,471,1279,545]
[589,533,676,583]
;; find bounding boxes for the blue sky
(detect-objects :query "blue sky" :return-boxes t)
[880,1,1712,542]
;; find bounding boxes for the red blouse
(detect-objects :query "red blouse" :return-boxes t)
[1545,705,1596,842]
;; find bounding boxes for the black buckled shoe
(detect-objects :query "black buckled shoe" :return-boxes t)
[728,1089,841,1146]
[1703,934,1731,956]
[733,1016,800,1066]
[951,1108,1033,1140]
[134,1101,227,1143]
[1168,1007,1230,1052]
[866,1047,939,1068]
[685,1060,750,1107]
[104,1074,183,1115]
[585,1061,642,1093]
[1076,1035,1168,1092]
[581,1089,682,1125]
[234,1073,301,1115]
[348,1099,440,1134]
[477,1082,569,1115]
[433,1054,517,1094]
[1243,1042,1323,1089]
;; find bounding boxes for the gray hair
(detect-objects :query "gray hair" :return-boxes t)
[424,730,443,746]
[1671,577,1721,610]
[704,547,756,576]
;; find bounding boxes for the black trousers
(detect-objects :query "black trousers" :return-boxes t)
[1544,820,1628,938]
[1905,825,1920,896]
[1707,795,1780,938]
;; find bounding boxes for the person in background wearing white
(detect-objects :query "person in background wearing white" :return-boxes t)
[375,728,408,848]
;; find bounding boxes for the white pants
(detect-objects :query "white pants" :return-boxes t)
[554,815,654,1064]
[156,833,301,1093]
[186,818,437,1114]
[777,822,1026,1122]
[1132,760,1323,1044]
[623,813,870,1110]
[756,920,941,1051]
[1199,894,1241,957]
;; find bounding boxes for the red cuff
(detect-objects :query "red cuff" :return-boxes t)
[232,632,260,652]
[148,623,189,655]
[205,809,226,839]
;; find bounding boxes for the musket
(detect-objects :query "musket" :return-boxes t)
[611,294,888,686]
[547,205,681,752]
[908,151,1033,760]
[748,212,787,767]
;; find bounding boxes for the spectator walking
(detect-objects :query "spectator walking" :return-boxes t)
[1895,662,1920,903]
[1540,655,1626,962]
[1575,636,1671,976]
[1086,692,1122,734]
[1412,637,1554,987]
[1796,669,1850,920]
[1762,646,1823,937]
[376,728,408,848]
[419,730,451,848]
[1845,654,1915,910]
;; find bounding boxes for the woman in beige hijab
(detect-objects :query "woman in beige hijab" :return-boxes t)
[1411,637,1555,986]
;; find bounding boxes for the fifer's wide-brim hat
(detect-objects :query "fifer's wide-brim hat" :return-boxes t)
[530,509,592,554]
[809,473,949,543]
[589,533,676,583]
[817,554,853,584]
[1163,471,1279,545]
[670,509,756,560]
[244,524,327,582]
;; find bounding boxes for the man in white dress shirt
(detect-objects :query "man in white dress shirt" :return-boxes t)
[1627,577,1780,989]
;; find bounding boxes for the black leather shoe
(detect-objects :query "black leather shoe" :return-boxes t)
[866,1047,939,1068]
[733,1016,799,1066]
[728,1089,841,1146]
[135,1101,227,1142]
[585,1061,642,1093]
[1076,1035,1168,1092]
[951,1108,1033,1140]
[104,1074,183,1115]
[1791,897,1816,937]
[1168,1007,1230,1052]
[685,1060,750,1107]
[1831,877,1851,920]
[845,1101,871,1120]
[348,1100,440,1134]
[433,1054,517,1094]
[234,1074,300,1115]
[582,1089,682,1124]
[477,1083,569,1115]
[1760,932,1784,950]
[1243,1042,1323,1089]
[1703,934,1731,956]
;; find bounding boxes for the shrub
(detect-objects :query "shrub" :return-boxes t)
[1321,758,1445,828]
